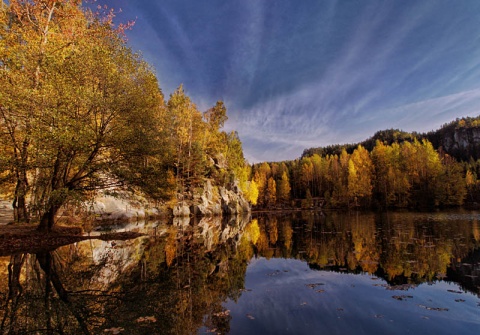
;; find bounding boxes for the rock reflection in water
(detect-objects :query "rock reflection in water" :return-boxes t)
[0,211,479,334]
[0,214,251,334]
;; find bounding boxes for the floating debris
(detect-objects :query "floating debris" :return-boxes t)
[300,302,308,306]
[455,299,466,303]
[136,316,157,323]
[374,314,384,318]
[447,290,463,294]
[392,295,413,301]
[387,284,417,291]
[246,313,255,320]
[417,304,449,312]
[316,289,326,293]
[267,270,282,276]
[337,308,344,312]
[213,310,230,318]
[305,283,325,289]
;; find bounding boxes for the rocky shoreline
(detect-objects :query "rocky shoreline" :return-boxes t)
[0,179,251,225]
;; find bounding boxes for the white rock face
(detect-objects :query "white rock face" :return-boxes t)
[93,196,150,221]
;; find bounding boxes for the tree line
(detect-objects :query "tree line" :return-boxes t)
[250,138,480,209]
[0,0,248,231]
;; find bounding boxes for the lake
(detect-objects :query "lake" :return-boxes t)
[0,210,479,334]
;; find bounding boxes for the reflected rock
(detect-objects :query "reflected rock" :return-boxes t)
[173,216,191,227]
[173,204,190,217]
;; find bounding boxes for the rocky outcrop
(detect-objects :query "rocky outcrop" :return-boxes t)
[89,179,250,221]
[189,180,222,216]
[92,195,167,221]
[218,183,250,215]
[438,127,480,160]
[188,180,250,217]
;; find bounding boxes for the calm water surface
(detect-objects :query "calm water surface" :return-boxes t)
[0,211,479,334]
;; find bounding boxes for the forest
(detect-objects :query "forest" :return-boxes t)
[249,121,480,210]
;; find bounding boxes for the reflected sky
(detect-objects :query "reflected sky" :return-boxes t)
[222,257,480,335]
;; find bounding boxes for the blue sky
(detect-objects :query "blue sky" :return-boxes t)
[101,0,480,162]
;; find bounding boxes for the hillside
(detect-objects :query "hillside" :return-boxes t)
[248,115,480,211]
[302,115,480,161]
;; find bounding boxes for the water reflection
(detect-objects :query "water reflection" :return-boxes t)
[0,211,479,334]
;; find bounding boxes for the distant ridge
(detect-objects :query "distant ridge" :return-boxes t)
[302,115,480,161]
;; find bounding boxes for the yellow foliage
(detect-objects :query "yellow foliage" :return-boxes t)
[165,228,177,267]
[245,219,260,245]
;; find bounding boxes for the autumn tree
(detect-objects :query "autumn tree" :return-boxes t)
[402,139,443,207]
[265,177,277,208]
[0,1,170,230]
[347,145,373,207]
[253,162,271,207]
[328,150,350,207]
[277,171,291,205]
[203,100,228,157]
[167,85,207,192]
[436,152,466,206]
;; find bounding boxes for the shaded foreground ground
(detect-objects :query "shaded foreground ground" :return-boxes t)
[0,225,144,256]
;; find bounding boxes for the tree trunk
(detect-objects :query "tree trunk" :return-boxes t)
[37,205,60,232]
[13,178,29,224]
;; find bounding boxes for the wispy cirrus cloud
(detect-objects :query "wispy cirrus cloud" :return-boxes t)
[105,0,480,162]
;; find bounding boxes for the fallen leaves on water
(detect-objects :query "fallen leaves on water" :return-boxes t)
[136,316,157,323]
[213,310,230,318]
